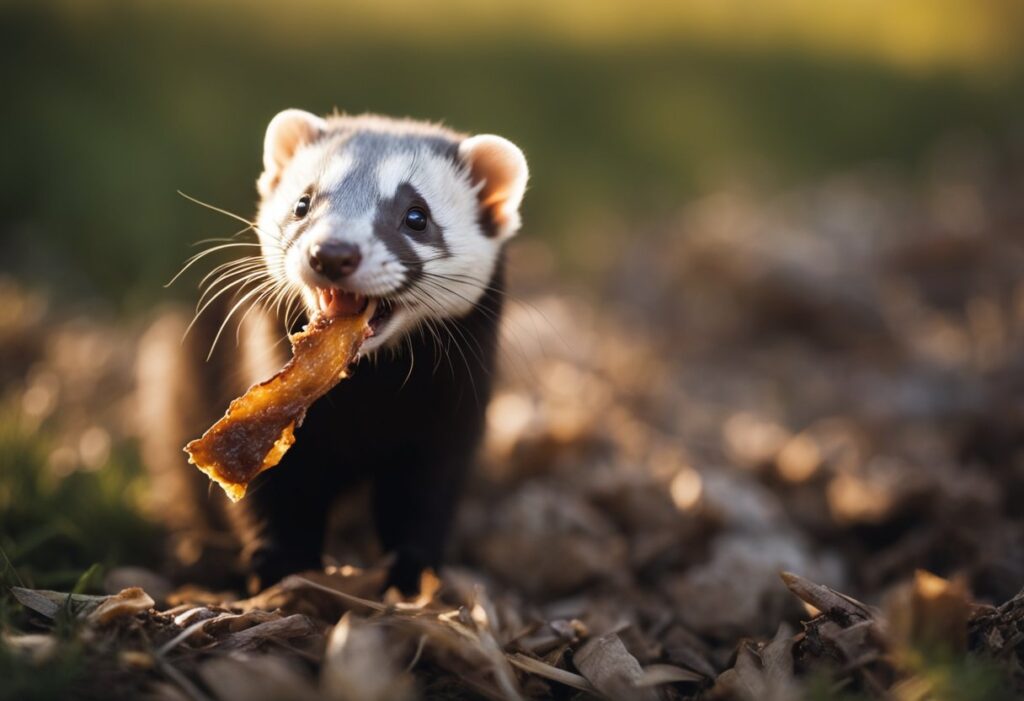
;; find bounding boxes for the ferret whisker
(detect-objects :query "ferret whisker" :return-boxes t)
[234,280,290,345]
[413,280,515,369]
[284,293,304,333]
[177,190,286,246]
[178,191,268,234]
[167,242,267,287]
[265,284,288,311]
[187,224,260,248]
[422,276,536,374]
[196,270,269,312]
[404,291,458,381]
[405,287,482,403]
[195,264,268,294]
[184,273,270,342]
[414,313,446,375]
[425,317,447,375]
[208,278,281,359]
[421,269,569,358]
[401,334,416,389]
[197,253,267,279]
[199,252,277,282]
[416,277,503,325]
[198,264,270,295]
[173,244,271,282]
[257,280,293,325]
[232,288,272,346]
[190,239,264,249]
[197,268,272,311]
[415,274,541,385]
[268,282,300,326]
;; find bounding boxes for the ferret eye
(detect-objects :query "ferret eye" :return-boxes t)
[294,195,311,218]
[404,207,427,232]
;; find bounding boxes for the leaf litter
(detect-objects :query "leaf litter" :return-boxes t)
[4,147,1024,699]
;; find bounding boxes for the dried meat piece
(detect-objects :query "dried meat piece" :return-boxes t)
[185,311,371,501]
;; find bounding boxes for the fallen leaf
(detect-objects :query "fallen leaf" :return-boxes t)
[508,652,595,693]
[635,663,704,686]
[321,613,414,701]
[88,587,155,625]
[712,625,799,701]
[780,572,874,622]
[199,655,321,701]
[574,632,659,701]
[11,587,108,619]
[887,570,971,654]
[217,614,321,651]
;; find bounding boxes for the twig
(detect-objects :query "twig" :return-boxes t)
[507,653,595,693]
[290,576,388,612]
[405,633,428,673]
[157,613,240,656]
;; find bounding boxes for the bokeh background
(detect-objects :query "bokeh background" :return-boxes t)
[4,0,1024,301]
[3,1,1024,698]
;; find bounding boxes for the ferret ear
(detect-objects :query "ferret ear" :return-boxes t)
[459,135,529,239]
[257,109,328,197]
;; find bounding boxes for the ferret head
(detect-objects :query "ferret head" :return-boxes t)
[255,109,528,353]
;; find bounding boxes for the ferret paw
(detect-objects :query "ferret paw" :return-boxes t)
[386,548,434,596]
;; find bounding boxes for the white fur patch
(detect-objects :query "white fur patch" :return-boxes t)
[376,152,416,200]
[319,149,356,192]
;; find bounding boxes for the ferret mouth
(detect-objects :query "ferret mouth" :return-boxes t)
[316,288,395,336]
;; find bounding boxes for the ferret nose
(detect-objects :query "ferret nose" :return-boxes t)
[309,241,362,280]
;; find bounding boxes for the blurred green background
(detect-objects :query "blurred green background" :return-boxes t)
[2,0,1022,304]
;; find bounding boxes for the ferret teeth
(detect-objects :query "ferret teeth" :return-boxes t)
[316,288,370,317]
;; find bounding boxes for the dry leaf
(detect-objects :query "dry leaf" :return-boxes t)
[216,614,320,651]
[468,486,628,596]
[574,632,659,701]
[198,655,321,701]
[887,570,971,654]
[321,613,414,701]
[712,625,799,701]
[665,536,836,636]
[635,663,704,686]
[508,652,595,692]
[88,587,155,625]
[11,587,109,619]
[659,625,717,680]
[780,572,874,622]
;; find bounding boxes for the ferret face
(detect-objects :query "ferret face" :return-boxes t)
[255,110,528,354]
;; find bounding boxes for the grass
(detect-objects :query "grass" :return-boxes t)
[0,405,157,700]
[0,409,160,597]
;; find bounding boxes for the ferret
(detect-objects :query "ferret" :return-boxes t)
[140,110,528,593]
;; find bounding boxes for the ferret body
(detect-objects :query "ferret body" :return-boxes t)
[142,110,528,592]
[241,260,504,593]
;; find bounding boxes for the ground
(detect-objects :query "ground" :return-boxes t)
[2,152,1024,700]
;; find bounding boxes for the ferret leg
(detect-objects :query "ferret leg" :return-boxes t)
[233,455,334,592]
[371,453,468,594]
